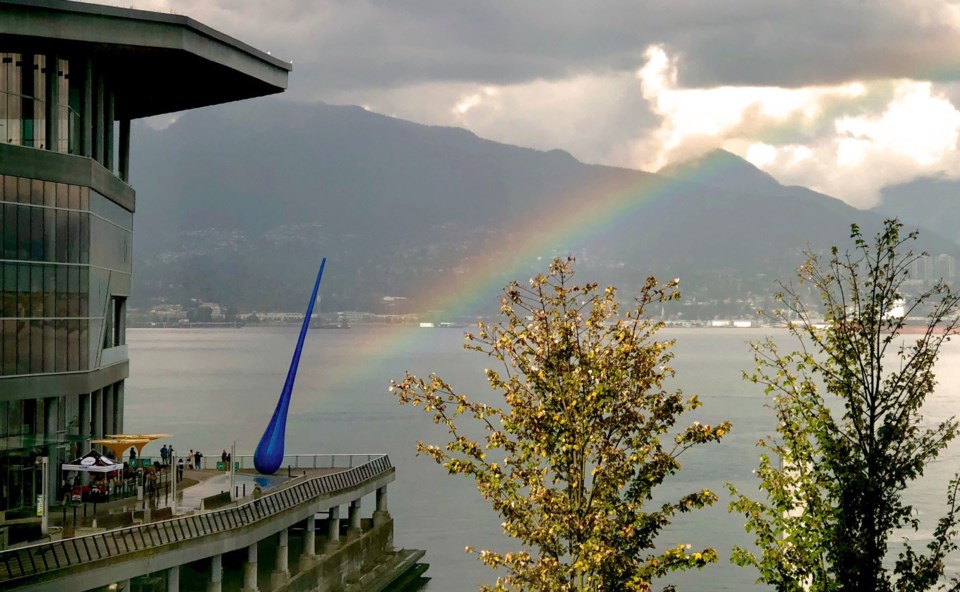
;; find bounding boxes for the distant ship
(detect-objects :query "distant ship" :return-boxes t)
[419,321,466,328]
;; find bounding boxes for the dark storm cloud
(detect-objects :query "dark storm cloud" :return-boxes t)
[159,0,960,98]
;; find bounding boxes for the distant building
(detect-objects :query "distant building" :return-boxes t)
[200,302,225,321]
[937,254,956,283]
[382,295,410,314]
[0,0,288,521]
[150,304,187,321]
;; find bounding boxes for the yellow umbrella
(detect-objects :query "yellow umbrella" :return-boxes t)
[92,438,151,459]
[106,433,171,441]
[105,434,170,454]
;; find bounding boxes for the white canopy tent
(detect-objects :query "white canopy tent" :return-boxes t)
[62,449,124,473]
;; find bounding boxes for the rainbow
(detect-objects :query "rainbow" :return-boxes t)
[314,151,742,393]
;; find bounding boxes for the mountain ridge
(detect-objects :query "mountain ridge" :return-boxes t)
[128,100,960,315]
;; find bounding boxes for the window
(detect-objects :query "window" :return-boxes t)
[102,296,125,349]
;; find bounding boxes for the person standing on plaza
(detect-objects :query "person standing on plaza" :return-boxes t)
[194,449,202,470]
[160,444,169,466]
[188,449,194,469]
[129,446,137,463]
[221,449,228,468]
[177,457,184,482]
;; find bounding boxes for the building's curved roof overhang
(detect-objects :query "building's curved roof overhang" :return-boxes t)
[0,0,291,119]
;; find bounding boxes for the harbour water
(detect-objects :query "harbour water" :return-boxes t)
[124,326,960,591]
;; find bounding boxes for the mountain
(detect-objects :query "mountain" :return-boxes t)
[658,149,782,192]
[875,177,960,245]
[127,100,960,316]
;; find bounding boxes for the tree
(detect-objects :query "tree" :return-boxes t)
[729,220,960,592]
[391,258,729,591]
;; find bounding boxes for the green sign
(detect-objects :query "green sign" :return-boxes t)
[129,459,139,468]
[140,457,153,467]
[234,462,240,471]
[36,495,43,516]
[216,461,225,471]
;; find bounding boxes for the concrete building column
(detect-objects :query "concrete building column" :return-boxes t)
[348,498,362,538]
[93,69,104,164]
[80,56,92,157]
[104,386,115,440]
[118,118,131,181]
[242,542,258,592]
[166,565,179,592]
[374,485,390,526]
[44,397,60,504]
[20,53,33,147]
[92,388,103,441]
[79,392,90,442]
[270,528,290,588]
[44,52,59,152]
[44,396,58,437]
[208,554,222,592]
[114,382,124,435]
[104,87,115,171]
[325,505,340,552]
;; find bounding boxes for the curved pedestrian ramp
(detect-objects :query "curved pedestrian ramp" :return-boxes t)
[0,455,426,592]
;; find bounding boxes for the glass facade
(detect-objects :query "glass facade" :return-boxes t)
[0,45,132,519]
[0,171,129,513]
[0,394,85,514]
[0,175,131,377]
[0,53,77,154]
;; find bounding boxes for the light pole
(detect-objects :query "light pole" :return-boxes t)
[229,441,236,500]
[170,447,177,515]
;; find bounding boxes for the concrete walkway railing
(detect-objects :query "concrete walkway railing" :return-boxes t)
[0,455,392,585]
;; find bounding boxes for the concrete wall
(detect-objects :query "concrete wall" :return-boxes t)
[283,518,395,592]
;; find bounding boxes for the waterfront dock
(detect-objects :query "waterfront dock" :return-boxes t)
[0,454,427,592]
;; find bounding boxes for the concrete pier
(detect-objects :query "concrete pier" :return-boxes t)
[207,554,222,592]
[325,505,341,552]
[242,543,259,592]
[166,565,179,592]
[375,485,390,526]
[348,499,362,538]
[1,455,427,592]
[270,528,290,589]
[302,515,318,567]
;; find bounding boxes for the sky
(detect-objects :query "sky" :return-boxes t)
[91,0,960,209]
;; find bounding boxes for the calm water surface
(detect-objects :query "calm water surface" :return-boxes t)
[124,326,960,591]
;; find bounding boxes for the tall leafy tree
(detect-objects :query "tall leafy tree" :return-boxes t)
[729,220,960,592]
[391,258,729,591]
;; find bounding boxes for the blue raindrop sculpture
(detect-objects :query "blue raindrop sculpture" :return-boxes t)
[254,258,326,474]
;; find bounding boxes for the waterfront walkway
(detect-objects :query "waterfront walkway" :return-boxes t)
[0,455,420,592]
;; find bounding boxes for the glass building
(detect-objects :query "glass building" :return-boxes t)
[0,0,289,522]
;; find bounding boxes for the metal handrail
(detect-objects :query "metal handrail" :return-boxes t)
[0,455,392,584]
[185,453,382,471]
[1,90,81,154]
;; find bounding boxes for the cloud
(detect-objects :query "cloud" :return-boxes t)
[85,1,960,98]
[636,46,960,207]
[756,82,960,207]
[321,74,660,168]
[85,1,960,207]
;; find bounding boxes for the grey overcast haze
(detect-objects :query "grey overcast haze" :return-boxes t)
[92,0,960,208]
